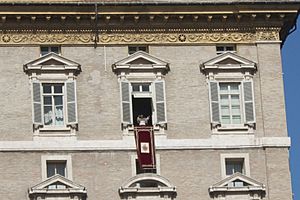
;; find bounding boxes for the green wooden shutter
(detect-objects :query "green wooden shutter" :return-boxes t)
[120,80,132,124]
[32,81,43,125]
[154,80,167,124]
[66,80,78,124]
[243,81,255,124]
[209,81,220,124]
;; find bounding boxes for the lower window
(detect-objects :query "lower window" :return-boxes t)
[46,160,67,178]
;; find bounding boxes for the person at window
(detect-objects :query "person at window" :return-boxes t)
[137,115,150,126]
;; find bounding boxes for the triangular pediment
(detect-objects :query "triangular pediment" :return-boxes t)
[24,52,81,74]
[29,175,86,194]
[201,52,256,71]
[112,51,169,74]
[209,173,265,193]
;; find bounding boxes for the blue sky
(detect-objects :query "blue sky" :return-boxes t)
[282,18,300,199]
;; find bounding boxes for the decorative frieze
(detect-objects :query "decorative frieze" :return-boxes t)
[0,30,280,45]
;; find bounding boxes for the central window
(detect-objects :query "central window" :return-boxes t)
[43,84,64,126]
[219,83,242,124]
[121,80,166,128]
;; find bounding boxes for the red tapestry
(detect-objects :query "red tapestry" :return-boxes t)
[134,126,156,169]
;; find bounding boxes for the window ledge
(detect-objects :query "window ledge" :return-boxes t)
[212,124,254,134]
[33,126,77,137]
[40,126,71,131]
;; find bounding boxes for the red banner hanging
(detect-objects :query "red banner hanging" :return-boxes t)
[134,126,156,169]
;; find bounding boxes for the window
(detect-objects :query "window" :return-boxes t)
[201,52,256,132]
[219,83,242,125]
[220,153,250,178]
[113,51,169,134]
[24,53,81,135]
[43,84,64,126]
[128,45,148,55]
[41,155,72,180]
[33,81,77,129]
[225,158,244,176]
[121,80,166,127]
[216,45,236,54]
[40,46,60,56]
[209,81,254,128]
[47,161,66,178]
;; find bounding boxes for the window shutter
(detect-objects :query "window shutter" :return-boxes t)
[154,80,167,124]
[243,81,255,124]
[66,80,78,124]
[120,80,132,124]
[32,81,43,125]
[209,81,220,124]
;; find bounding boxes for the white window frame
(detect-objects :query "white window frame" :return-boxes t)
[216,44,236,55]
[42,83,66,127]
[40,46,61,56]
[220,153,250,178]
[217,81,244,127]
[41,155,73,180]
[128,45,148,55]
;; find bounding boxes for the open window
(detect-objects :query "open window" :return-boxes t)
[201,52,257,134]
[113,51,169,134]
[24,53,81,136]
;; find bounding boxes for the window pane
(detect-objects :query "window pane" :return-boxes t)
[219,84,228,92]
[232,115,241,124]
[44,96,52,105]
[220,95,229,105]
[234,163,243,173]
[226,163,234,175]
[142,84,150,92]
[132,84,140,92]
[138,46,147,52]
[221,115,230,124]
[221,105,230,115]
[55,106,64,125]
[128,47,137,55]
[54,96,63,106]
[226,46,234,51]
[54,85,63,93]
[231,95,240,105]
[44,106,53,125]
[231,105,241,115]
[50,47,59,54]
[43,85,52,93]
[216,46,224,52]
[230,84,239,92]
[56,163,66,177]
[47,163,56,178]
[41,47,49,56]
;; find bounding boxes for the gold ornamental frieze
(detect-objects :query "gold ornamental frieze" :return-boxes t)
[0,31,280,44]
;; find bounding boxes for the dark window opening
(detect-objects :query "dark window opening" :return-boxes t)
[132,97,153,126]
[135,159,157,174]
[128,46,148,55]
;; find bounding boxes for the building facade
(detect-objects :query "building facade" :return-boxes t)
[0,1,298,200]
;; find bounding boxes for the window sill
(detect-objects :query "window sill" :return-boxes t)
[212,124,254,134]
[33,125,77,136]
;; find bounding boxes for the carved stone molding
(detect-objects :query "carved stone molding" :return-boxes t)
[0,30,280,45]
